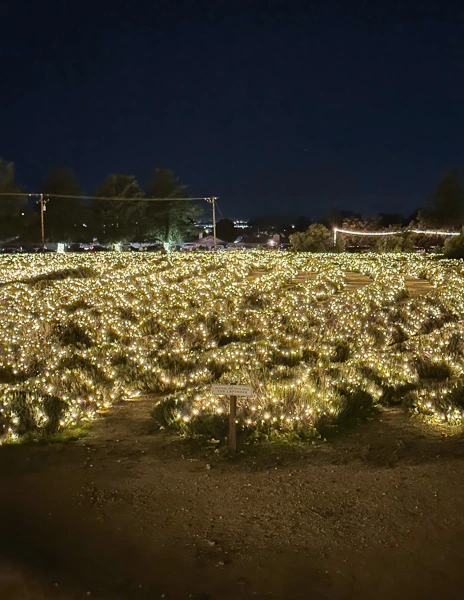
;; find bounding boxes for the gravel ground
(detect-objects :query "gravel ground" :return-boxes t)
[1,399,464,600]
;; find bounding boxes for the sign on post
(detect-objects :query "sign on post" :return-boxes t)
[211,384,254,452]
[211,384,253,397]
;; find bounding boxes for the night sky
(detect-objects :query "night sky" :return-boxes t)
[2,1,464,219]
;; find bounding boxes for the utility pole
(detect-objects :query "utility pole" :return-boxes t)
[206,197,218,250]
[38,194,47,250]
[212,196,217,250]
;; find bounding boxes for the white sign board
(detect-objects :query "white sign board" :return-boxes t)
[211,384,253,397]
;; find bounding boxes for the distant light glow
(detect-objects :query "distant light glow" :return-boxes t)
[234,220,249,229]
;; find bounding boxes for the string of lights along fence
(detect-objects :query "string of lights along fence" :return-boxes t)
[332,227,461,245]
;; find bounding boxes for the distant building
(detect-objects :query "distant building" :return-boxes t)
[197,234,227,248]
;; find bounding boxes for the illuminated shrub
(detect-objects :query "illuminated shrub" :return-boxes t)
[0,251,463,442]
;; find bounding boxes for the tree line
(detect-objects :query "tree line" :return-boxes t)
[289,169,464,257]
[1,160,464,255]
[0,161,202,244]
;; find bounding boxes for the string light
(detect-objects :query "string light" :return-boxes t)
[0,251,463,443]
[333,227,460,245]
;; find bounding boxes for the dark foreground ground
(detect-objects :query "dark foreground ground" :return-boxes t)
[1,400,464,600]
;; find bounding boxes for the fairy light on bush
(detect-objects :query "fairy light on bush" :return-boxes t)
[0,251,463,442]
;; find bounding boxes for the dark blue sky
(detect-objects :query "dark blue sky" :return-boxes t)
[2,0,463,218]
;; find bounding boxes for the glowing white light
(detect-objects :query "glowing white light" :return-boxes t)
[333,227,461,246]
[410,229,460,236]
[334,228,460,237]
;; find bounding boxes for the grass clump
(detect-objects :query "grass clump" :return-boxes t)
[55,322,93,347]
[1,388,66,436]
[24,266,97,285]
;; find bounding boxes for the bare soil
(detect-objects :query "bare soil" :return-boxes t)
[1,399,464,600]
[404,276,434,298]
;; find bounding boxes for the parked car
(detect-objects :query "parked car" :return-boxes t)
[143,244,164,252]
[90,244,109,252]
[181,243,198,251]
[67,243,88,252]
[1,247,22,254]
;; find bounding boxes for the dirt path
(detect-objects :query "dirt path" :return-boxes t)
[278,271,372,292]
[247,270,434,301]
[344,272,372,292]
[246,268,269,281]
[284,272,317,288]
[1,399,464,600]
[284,271,374,292]
[343,272,434,298]
[405,275,434,298]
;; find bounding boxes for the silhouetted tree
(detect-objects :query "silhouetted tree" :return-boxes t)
[0,159,26,239]
[419,169,464,229]
[91,174,144,243]
[42,166,84,242]
[444,228,464,258]
[321,209,362,228]
[378,213,404,228]
[290,224,333,252]
[143,168,202,244]
[216,219,237,242]
[294,215,312,231]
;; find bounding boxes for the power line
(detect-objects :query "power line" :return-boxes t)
[215,201,226,220]
[0,192,219,247]
[46,194,214,202]
[0,193,32,197]
[0,192,217,203]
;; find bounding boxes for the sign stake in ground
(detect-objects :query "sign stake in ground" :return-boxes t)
[229,395,237,453]
[211,384,253,453]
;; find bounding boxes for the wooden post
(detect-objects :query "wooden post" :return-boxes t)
[229,395,237,453]
[39,194,46,251]
[212,197,217,251]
